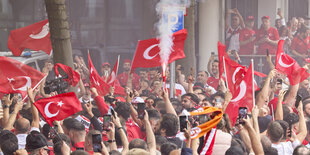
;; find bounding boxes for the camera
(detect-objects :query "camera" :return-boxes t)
[104,95,117,103]
[44,76,69,94]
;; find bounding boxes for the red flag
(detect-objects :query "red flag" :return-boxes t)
[224,57,247,96]
[8,19,52,56]
[107,56,126,96]
[226,64,254,126]
[219,41,266,78]
[275,40,310,85]
[0,56,45,98]
[131,29,187,72]
[33,92,82,126]
[88,53,110,96]
[218,42,230,78]
[54,63,80,87]
[107,56,120,86]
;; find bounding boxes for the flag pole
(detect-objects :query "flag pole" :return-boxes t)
[222,57,229,89]
[251,59,255,107]
[129,41,139,73]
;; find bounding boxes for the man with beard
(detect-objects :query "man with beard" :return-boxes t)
[303,99,310,121]
[291,24,310,61]
[117,59,140,90]
[255,16,279,55]
[207,60,220,89]
[181,93,200,110]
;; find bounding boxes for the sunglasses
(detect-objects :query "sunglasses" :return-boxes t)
[43,147,51,154]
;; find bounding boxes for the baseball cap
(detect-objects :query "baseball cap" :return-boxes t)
[261,16,270,20]
[102,62,110,67]
[132,97,144,104]
[246,16,255,21]
[26,131,48,152]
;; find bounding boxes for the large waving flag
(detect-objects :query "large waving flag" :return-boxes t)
[34,92,82,126]
[130,29,187,72]
[8,19,52,56]
[88,53,110,96]
[226,63,254,125]
[218,42,266,79]
[0,56,45,98]
[275,40,310,85]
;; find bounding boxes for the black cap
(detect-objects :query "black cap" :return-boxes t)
[26,131,48,152]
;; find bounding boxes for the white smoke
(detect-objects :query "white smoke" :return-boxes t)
[155,0,190,66]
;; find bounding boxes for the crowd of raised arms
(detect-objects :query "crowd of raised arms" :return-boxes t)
[2,8,310,155]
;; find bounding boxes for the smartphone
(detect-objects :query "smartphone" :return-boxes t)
[103,114,111,131]
[179,115,188,132]
[137,103,145,119]
[288,124,292,138]
[266,49,269,56]
[92,134,103,152]
[295,94,302,108]
[111,108,115,117]
[238,107,248,125]
[276,79,283,84]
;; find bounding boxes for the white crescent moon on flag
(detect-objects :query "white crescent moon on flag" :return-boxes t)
[8,76,32,91]
[29,23,49,39]
[231,81,246,102]
[232,67,243,84]
[143,44,159,60]
[44,102,60,118]
[279,53,294,68]
[108,71,116,84]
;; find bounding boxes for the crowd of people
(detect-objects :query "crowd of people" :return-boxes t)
[1,8,310,155]
[226,8,310,67]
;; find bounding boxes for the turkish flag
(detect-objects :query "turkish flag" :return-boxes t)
[226,64,254,126]
[275,40,310,85]
[224,57,247,96]
[218,41,266,78]
[107,56,125,96]
[224,57,260,97]
[131,29,187,72]
[54,63,80,87]
[34,92,82,126]
[8,19,52,56]
[88,53,110,96]
[0,56,45,98]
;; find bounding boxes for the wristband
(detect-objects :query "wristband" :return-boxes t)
[3,105,9,109]
[107,140,116,143]
[117,127,122,130]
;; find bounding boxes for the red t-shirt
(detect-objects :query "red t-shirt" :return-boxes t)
[291,36,310,55]
[239,28,255,55]
[117,72,140,90]
[207,77,219,89]
[255,27,279,55]
[126,119,145,142]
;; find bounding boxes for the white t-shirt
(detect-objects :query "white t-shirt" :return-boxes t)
[165,83,186,97]
[271,140,301,155]
[226,26,242,51]
[16,127,40,149]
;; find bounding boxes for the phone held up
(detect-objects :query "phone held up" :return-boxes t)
[92,134,103,152]
[179,115,188,132]
[238,107,247,125]
[137,103,145,119]
[103,114,112,131]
